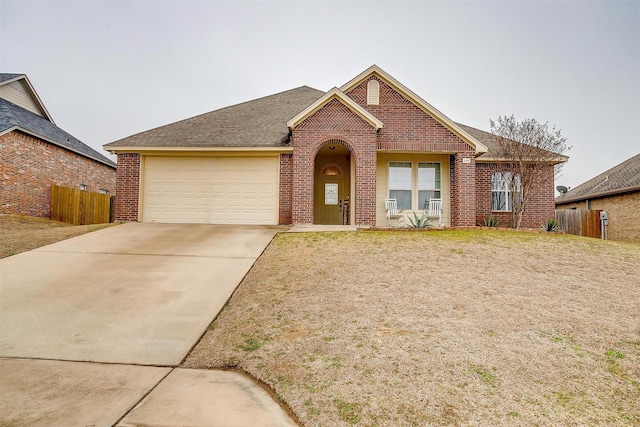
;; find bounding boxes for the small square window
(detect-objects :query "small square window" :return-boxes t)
[98,189,109,195]
[79,184,87,191]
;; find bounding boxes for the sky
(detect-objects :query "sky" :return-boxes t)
[1,0,639,191]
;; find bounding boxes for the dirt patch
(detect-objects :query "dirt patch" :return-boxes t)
[0,215,118,258]
[184,230,640,426]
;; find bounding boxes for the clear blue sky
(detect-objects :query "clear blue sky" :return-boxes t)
[1,0,638,190]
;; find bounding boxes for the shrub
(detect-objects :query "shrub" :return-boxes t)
[408,212,430,229]
[483,215,500,227]
[542,218,559,232]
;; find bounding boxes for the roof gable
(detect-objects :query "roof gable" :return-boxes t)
[340,65,487,155]
[0,74,53,122]
[556,153,640,203]
[286,87,384,131]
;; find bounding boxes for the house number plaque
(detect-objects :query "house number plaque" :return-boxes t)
[325,183,338,205]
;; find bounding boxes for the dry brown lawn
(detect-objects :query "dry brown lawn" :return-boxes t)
[0,215,117,258]
[184,229,640,426]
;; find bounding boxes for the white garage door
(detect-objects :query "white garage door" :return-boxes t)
[142,156,279,224]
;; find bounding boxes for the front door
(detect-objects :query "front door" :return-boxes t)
[315,177,348,224]
[314,144,351,225]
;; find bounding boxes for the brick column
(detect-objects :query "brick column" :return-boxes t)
[114,153,140,222]
[451,152,476,227]
[278,153,293,224]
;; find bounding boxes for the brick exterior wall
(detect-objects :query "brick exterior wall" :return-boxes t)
[113,153,140,221]
[0,130,116,217]
[556,191,640,242]
[279,153,293,224]
[451,152,477,226]
[292,99,378,225]
[476,162,556,228]
[347,77,472,153]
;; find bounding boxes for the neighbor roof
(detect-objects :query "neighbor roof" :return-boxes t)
[0,73,24,84]
[556,153,640,204]
[105,86,325,150]
[0,98,116,168]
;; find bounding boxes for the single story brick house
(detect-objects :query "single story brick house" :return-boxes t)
[556,153,640,242]
[1,73,116,217]
[105,65,564,227]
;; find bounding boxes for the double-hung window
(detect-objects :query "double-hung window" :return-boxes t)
[491,172,521,211]
[389,162,441,210]
[418,163,441,209]
[388,162,412,209]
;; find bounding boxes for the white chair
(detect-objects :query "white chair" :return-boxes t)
[425,198,442,227]
[385,198,405,228]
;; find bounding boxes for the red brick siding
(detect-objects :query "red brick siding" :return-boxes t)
[476,163,556,228]
[279,153,293,224]
[556,192,640,242]
[0,130,115,217]
[292,99,378,225]
[113,153,140,221]
[347,77,472,153]
[450,152,477,226]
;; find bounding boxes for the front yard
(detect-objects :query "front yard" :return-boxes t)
[184,230,640,426]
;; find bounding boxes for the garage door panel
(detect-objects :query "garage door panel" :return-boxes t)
[142,157,278,225]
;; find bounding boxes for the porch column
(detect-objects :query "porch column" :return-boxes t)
[451,152,476,227]
[291,148,314,224]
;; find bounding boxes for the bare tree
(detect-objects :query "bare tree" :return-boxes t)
[489,115,570,228]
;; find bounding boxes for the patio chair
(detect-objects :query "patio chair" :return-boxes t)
[385,197,405,228]
[425,198,442,227]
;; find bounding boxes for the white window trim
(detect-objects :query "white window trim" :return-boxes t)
[388,161,442,211]
[491,172,521,212]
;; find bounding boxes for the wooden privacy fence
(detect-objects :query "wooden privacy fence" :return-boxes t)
[555,209,602,239]
[51,185,111,225]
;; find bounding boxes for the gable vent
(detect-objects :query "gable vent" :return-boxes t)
[367,80,379,105]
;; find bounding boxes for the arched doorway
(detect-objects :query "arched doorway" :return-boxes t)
[314,143,351,224]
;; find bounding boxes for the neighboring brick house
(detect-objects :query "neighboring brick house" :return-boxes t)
[1,73,116,217]
[105,65,565,228]
[556,153,640,242]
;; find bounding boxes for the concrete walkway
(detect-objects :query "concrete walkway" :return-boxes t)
[0,223,297,426]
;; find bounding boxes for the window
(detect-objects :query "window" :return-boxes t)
[98,189,109,195]
[418,163,441,209]
[389,162,441,210]
[388,162,412,209]
[491,172,521,211]
[79,183,87,191]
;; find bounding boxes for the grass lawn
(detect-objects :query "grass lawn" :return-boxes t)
[0,215,117,258]
[184,230,640,426]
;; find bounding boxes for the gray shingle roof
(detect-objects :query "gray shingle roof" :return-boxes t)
[0,98,116,167]
[556,153,640,203]
[0,73,24,84]
[104,86,325,149]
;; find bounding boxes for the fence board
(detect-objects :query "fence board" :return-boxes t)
[556,209,602,238]
[51,185,111,225]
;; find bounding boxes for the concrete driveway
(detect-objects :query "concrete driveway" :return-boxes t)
[0,223,297,426]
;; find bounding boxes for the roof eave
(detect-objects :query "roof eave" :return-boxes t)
[105,145,293,154]
[555,184,640,205]
[340,65,488,155]
[4,125,115,168]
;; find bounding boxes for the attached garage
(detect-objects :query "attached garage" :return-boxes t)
[141,156,279,224]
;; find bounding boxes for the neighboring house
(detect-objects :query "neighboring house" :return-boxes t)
[556,153,640,242]
[105,65,565,228]
[0,74,116,217]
